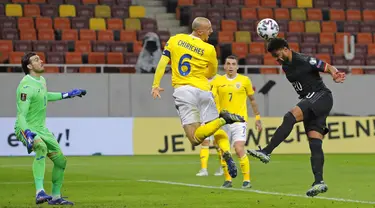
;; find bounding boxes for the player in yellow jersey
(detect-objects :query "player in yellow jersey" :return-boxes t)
[212,55,263,188]
[196,74,223,177]
[151,17,245,178]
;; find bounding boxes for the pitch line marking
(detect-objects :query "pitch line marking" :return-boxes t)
[138,179,375,205]
[0,180,130,185]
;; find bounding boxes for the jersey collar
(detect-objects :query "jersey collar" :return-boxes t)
[225,74,237,80]
[189,34,201,40]
[27,75,42,83]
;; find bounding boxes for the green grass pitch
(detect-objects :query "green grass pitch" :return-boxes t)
[0,154,374,208]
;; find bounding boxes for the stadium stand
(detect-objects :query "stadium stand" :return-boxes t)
[0,0,374,74]
[0,0,169,73]
[176,0,375,74]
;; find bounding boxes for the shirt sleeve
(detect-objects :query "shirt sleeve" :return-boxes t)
[308,56,327,72]
[16,85,34,131]
[152,55,170,88]
[162,37,172,59]
[47,92,62,101]
[244,77,255,96]
[206,46,218,79]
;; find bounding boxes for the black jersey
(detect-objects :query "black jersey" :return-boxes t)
[282,51,331,99]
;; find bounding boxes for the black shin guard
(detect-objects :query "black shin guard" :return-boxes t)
[309,138,324,183]
[263,112,296,154]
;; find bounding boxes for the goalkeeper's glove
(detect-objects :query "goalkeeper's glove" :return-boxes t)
[62,89,87,99]
[24,129,36,154]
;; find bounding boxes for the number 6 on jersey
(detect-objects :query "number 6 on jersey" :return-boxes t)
[178,54,192,76]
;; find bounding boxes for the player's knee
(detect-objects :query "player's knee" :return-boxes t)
[50,152,67,169]
[61,156,67,169]
[190,139,201,147]
[58,156,67,170]
[234,142,245,158]
[202,139,210,146]
[34,140,47,155]
[283,112,297,125]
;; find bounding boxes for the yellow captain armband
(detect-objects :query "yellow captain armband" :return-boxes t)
[255,115,261,121]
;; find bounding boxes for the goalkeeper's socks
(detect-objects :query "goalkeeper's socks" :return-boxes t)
[263,112,296,154]
[200,146,210,169]
[52,195,61,201]
[309,138,324,183]
[50,153,67,198]
[193,118,226,144]
[239,155,250,182]
[33,141,47,192]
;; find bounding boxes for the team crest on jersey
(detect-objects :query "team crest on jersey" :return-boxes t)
[21,93,27,101]
[236,82,241,89]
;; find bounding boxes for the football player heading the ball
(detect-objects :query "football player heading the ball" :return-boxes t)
[247,37,346,197]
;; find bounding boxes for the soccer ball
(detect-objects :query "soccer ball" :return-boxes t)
[256,18,279,41]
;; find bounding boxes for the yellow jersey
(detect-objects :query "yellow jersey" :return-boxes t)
[209,74,221,112]
[213,74,255,121]
[163,34,218,91]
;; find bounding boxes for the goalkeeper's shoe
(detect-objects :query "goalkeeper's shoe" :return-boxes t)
[219,110,245,124]
[242,181,252,189]
[222,151,237,178]
[35,190,52,204]
[221,181,232,188]
[247,147,271,164]
[306,181,328,197]
[48,197,74,205]
[196,168,208,176]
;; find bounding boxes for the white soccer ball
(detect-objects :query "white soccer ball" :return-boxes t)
[256,18,279,41]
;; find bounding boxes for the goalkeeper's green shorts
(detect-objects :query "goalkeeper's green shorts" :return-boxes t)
[15,126,62,154]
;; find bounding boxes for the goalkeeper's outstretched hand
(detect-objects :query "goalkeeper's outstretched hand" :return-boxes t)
[62,89,87,99]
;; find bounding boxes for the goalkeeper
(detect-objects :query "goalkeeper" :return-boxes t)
[14,52,87,205]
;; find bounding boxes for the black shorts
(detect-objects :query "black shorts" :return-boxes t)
[297,90,333,135]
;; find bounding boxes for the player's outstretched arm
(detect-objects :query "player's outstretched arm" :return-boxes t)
[151,55,169,99]
[47,92,63,102]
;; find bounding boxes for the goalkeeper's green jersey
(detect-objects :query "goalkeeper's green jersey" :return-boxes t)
[15,75,62,131]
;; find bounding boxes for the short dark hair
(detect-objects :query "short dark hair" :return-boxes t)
[21,52,36,75]
[225,55,238,62]
[267,38,289,53]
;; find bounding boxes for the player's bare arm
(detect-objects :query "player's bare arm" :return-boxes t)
[324,64,346,83]
[248,95,262,132]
